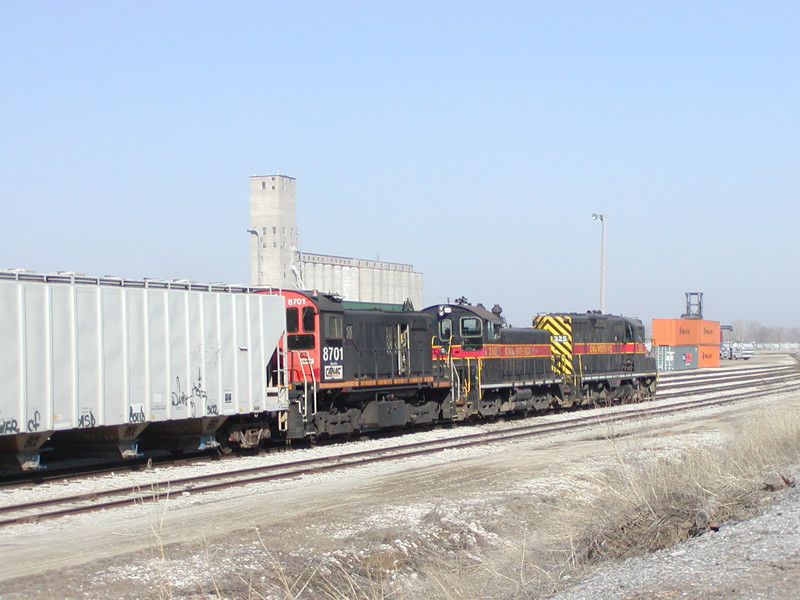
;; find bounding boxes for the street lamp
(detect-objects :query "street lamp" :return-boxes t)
[246,229,262,285]
[591,213,606,313]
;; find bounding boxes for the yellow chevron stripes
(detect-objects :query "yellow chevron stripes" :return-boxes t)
[533,315,574,375]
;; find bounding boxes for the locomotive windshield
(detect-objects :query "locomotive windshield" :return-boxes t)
[286,306,316,350]
[287,307,299,332]
[302,306,315,332]
[460,316,484,350]
[627,322,644,343]
[460,317,482,338]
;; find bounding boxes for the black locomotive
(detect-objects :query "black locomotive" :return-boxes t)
[268,290,451,441]
[269,291,657,440]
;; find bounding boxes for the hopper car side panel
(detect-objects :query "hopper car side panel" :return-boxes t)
[0,273,287,467]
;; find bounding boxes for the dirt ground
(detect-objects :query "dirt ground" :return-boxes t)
[1,369,798,599]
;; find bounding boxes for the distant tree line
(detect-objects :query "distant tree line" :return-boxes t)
[730,320,800,343]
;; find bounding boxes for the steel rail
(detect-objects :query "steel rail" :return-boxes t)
[2,371,798,529]
[658,373,800,400]
[5,364,788,489]
[658,366,795,391]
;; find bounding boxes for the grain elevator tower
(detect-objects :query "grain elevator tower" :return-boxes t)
[248,174,300,288]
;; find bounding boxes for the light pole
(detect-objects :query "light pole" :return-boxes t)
[289,231,304,290]
[246,229,262,285]
[591,213,606,313]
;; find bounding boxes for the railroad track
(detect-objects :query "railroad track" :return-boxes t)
[657,364,799,399]
[659,364,794,385]
[2,362,798,529]
[6,363,793,491]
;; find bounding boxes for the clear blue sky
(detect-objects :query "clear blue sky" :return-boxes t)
[2,2,798,327]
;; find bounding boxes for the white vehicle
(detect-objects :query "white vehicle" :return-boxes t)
[731,343,755,360]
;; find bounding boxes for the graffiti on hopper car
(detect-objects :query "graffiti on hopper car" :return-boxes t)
[1,419,20,434]
[171,370,209,418]
[78,410,96,428]
[129,405,146,423]
[192,376,208,406]
[27,410,41,432]
[23,434,43,449]
[171,377,195,417]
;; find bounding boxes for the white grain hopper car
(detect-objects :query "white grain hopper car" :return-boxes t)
[0,271,288,469]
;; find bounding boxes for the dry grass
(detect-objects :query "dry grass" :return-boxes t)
[565,405,800,566]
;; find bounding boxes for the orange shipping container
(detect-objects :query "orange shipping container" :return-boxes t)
[652,319,720,347]
[699,321,720,345]
[698,344,720,368]
[652,319,701,346]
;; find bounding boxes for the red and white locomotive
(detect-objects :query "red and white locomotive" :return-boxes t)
[260,289,452,439]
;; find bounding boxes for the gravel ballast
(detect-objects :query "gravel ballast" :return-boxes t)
[551,469,800,600]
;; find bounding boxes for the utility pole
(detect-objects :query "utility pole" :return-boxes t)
[592,213,606,313]
[246,229,262,285]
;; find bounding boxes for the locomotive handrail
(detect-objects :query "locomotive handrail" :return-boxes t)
[276,336,288,388]
[449,355,462,406]
[462,357,472,398]
[267,341,291,431]
[292,350,317,420]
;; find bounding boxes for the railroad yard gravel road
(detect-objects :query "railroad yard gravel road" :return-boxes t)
[0,355,799,600]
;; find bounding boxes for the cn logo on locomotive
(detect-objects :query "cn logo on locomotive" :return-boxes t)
[324,365,343,380]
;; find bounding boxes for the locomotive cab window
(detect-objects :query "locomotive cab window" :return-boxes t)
[286,308,299,333]
[624,322,634,342]
[302,306,315,332]
[460,317,483,338]
[439,318,453,342]
[323,314,344,340]
[287,333,315,350]
[286,306,316,350]
[460,316,483,350]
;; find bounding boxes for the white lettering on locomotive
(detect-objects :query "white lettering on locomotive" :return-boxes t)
[322,346,343,362]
